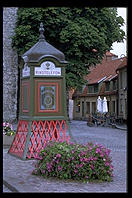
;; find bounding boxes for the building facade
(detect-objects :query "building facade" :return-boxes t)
[72,52,127,122]
[116,57,127,121]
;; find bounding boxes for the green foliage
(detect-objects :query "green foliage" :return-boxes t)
[12,7,125,89]
[32,141,114,182]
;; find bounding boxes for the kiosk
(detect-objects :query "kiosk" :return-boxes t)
[9,23,71,159]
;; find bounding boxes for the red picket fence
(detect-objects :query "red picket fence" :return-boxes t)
[8,120,71,159]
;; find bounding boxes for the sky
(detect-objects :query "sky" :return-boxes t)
[110,8,127,58]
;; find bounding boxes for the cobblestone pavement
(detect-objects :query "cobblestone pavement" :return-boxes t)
[3,121,127,193]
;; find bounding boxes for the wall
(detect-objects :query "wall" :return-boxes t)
[3,7,18,123]
[118,67,127,120]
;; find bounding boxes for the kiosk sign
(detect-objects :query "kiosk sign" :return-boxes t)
[35,61,61,76]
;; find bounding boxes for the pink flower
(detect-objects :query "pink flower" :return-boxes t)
[80,158,83,162]
[75,164,80,168]
[56,153,61,158]
[89,156,94,161]
[105,162,110,166]
[95,148,101,154]
[6,123,10,127]
[79,164,83,168]
[58,166,62,171]
[67,158,71,162]
[100,153,104,157]
[105,149,111,156]
[55,160,59,164]
[74,169,78,173]
[90,164,94,170]
[110,165,114,170]
[84,157,88,162]
[41,170,46,174]
[3,122,6,127]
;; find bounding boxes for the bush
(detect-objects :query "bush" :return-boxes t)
[32,141,114,182]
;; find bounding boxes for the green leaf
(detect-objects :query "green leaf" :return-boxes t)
[12,7,125,89]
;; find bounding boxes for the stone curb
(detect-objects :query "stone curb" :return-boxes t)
[3,180,19,193]
[115,125,127,131]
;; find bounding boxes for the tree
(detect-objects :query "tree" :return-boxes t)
[12,7,125,89]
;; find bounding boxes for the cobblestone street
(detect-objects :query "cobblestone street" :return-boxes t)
[3,121,127,193]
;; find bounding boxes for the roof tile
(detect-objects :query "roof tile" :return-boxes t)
[85,58,125,84]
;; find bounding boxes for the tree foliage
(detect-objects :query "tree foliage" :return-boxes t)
[12,7,125,89]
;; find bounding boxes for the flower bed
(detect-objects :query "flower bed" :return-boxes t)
[3,122,16,147]
[32,141,114,182]
[3,122,15,136]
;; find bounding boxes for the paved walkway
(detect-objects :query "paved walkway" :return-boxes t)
[3,121,127,193]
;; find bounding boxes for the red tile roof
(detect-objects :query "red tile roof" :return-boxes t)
[85,57,126,85]
[116,57,127,71]
[105,51,116,56]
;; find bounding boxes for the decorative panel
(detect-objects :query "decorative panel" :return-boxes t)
[37,82,59,113]
[40,85,56,111]
[22,81,30,113]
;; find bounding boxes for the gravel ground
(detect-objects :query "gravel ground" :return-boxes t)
[3,120,127,193]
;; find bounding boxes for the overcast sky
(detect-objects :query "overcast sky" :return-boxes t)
[110,7,127,57]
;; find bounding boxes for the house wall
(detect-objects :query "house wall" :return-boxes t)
[73,96,97,120]
[73,94,117,120]
[73,80,118,120]
[118,67,127,120]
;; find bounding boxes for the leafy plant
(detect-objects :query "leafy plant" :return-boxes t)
[12,7,125,89]
[32,141,114,182]
[3,122,15,136]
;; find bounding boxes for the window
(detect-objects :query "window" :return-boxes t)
[88,85,93,93]
[105,82,110,91]
[94,84,98,93]
[88,84,98,93]
[113,80,117,90]
[86,102,90,114]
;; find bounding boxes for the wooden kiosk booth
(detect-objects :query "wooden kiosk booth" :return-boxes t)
[9,23,71,159]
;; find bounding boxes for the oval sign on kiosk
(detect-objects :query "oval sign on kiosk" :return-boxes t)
[35,61,61,76]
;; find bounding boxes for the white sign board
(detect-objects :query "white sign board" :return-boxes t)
[34,61,61,76]
[22,66,30,77]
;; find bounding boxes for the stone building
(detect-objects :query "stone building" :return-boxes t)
[3,7,18,123]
